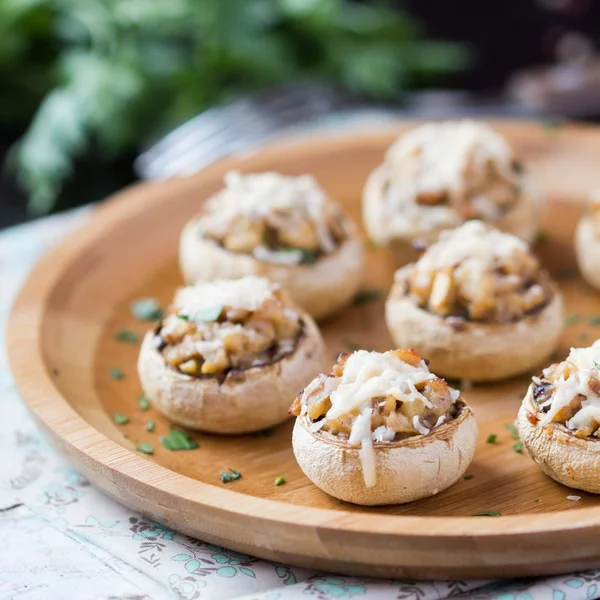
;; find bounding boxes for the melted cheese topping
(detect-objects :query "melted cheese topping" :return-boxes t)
[197,171,340,257]
[175,276,276,315]
[295,350,459,488]
[539,341,600,432]
[376,120,521,236]
[407,220,547,323]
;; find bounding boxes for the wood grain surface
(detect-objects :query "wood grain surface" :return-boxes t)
[9,120,600,579]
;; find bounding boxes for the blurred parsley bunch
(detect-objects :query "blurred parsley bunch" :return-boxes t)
[0,0,470,215]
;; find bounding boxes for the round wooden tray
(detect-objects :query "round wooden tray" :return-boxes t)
[9,120,600,580]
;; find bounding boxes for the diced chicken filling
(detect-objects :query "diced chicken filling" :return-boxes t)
[290,349,459,439]
[196,171,347,265]
[533,340,600,438]
[378,120,524,235]
[156,277,302,376]
[406,220,550,323]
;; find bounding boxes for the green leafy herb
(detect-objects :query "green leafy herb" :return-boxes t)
[113,413,129,425]
[109,367,125,380]
[486,434,497,444]
[473,511,501,517]
[178,305,223,324]
[463,475,474,480]
[534,231,548,245]
[513,441,523,453]
[131,298,163,321]
[352,289,383,306]
[221,469,242,483]
[505,424,520,440]
[579,331,590,342]
[556,267,576,281]
[564,313,582,326]
[534,498,540,503]
[138,395,150,410]
[367,240,379,251]
[145,420,155,432]
[274,476,286,486]
[114,329,139,343]
[136,442,154,455]
[344,341,361,352]
[589,316,600,326]
[299,249,319,265]
[160,428,198,451]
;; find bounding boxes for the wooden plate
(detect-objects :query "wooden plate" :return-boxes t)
[10,120,600,580]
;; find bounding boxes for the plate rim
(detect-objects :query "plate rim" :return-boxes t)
[9,120,600,543]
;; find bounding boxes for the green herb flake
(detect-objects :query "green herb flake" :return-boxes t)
[344,340,361,352]
[109,367,125,380]
[178,305,223,324]
[160,428,198,451]
[579,331,590,342]
[534,231,548,245]
[114,329,140,343]
[367,240,379,251]
[274,476,286,486]
[352,289,383,306]
[463,475,474,480]
[145,420,155,432]
[131,298,163,321]
[299,249,319,265]
[589,316,600,326]
[136,442,154,455]
[505,424,520,440]
[486,434,497,444]
[513,441,523,453]
[113,412,129,425]
[595,362,600,370]
[556,267,576,281]
[138,395,150,410]
[221,468,242,483]
[564,313,581,326]
[473,510,501,517]
[534,498,540,503]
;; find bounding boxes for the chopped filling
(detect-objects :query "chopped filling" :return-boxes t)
[533,340,600,438]
[378,120,524,235]
[405,220,551,323]
[196,171,348,265]
[155,276,302,377]
[290,349,460,487]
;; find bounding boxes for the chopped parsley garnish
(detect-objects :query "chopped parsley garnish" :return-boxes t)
[474,511,501,517]
[136,442,154,455]
[178,305,223,323]
[221,469,242,483]
[160,428,198,451]
[534,231,548,245]
[299,249,319,265]
[486,434,497,444]
[513,441,523,453]
[145,420,155,432]
[352,289,383,306]
[130,298,163,321]
[589,316,600,326]
[594,361,600,370]
[138,395,150,410]
[564,313,581,326]
[113,413,129,425]
[534,498,540,503]
[274,476,286,486]
[556,267,576,281]
[115,329,140,343]
[109,367,125,380]
[463,475,474,480]
[505,424,520,440]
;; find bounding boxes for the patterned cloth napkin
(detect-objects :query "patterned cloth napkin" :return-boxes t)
[2,210,600,600]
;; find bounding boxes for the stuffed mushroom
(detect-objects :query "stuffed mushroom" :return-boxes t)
[386,220,563,382]
[179,170,364,320]
[290,348,477,505]
[363,120,540,264]
[138,276,325,434]
[575,193,600,290]
[518,340,600,493]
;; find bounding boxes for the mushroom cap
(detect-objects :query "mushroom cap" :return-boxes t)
[517,386,600,494]
[575,215,600,291]
[385,267,564,382]
[292,402,477,506]
[179,217,364,321]
[138,315,325,434]
[362,163,540,266]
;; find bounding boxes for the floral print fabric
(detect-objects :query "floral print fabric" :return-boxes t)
[2,210,600,600]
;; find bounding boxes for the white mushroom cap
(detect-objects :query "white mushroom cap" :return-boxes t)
[575,214,600,291]
[292,402,477,506]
